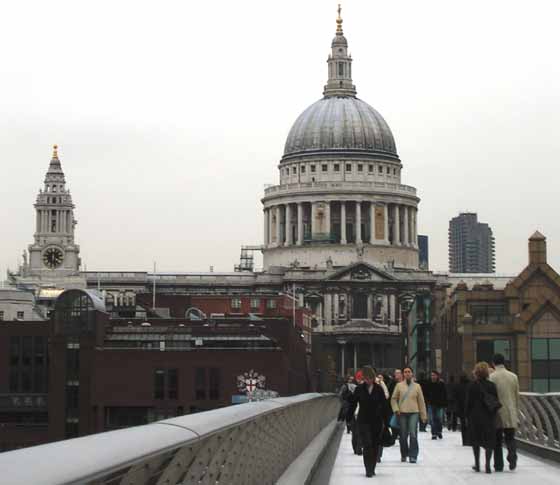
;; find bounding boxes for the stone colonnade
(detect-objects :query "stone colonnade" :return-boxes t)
[263,201,417,248]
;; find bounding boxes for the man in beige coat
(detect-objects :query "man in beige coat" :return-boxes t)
[391,366,428,463]
[489,353,520,471]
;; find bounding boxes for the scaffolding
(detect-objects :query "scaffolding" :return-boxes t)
[234,245,263,272]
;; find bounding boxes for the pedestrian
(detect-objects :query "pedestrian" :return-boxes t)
[388,368,402,397]
[425,370,447,440]
[466,362,500,474]
[391,366,428,463]
[348,366,388,477]
[338,374,355,432]
[416,372,428,432]
[446,375,458,431]
[376,373,392,462]
[454,373,471,446]
[490,353,520,471]
[350,370,364,455]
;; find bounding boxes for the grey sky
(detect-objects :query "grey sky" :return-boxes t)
[1,0,559,275]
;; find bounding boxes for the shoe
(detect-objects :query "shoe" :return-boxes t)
[509,457,517,470]
[357,450,363,455]
[495,468,503,472]
[366,471,376,477]
[431,436,437,440]
[401,457,407,462]
[409,458,417,463]
[438,433,443,439]
[472,466,480,473]
[485,465,492,474]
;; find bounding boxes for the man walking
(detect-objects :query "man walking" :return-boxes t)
[425,370,447,439]
[490,354,520,471]
[391,366,428,463]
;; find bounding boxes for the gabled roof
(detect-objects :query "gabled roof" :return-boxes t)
[505,264,560,297]
[326,262,397,282]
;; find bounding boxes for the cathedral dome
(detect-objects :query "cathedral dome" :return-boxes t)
[282,96,397,159]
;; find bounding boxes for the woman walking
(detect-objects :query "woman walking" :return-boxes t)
[466,362,500,473]
[348,366,388,477]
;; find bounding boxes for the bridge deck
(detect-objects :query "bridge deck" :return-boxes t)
[329,428,558,484]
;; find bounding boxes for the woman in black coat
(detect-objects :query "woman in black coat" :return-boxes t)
[348,366,388,477]
[454,373,471,446]
[465,362,500,473]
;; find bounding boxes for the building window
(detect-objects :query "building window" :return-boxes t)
[345,163,352,172]
[301,165,306,173]
[209,368,220,400]
[195,368,206,400]
[266,299,277,309]
[334,163,340,172]
[17,311,24,320]
[231,298,241,310]
[322,164,328,172]
[154,369,165,399]
[292,166,296,174]
[357,164,363,172]
[168,369,178,400]
[368,164,373,173]
[285,168,289,175]
[338,62,344,76]
[250,298,260,310]
[379,166,383,173]
[476,339,511,368]
[0,311,4,320]
[310,165,316,173]
[469,303,508,324]
[532,338,560,392]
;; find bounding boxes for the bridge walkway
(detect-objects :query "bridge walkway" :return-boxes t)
[328,427,559,484]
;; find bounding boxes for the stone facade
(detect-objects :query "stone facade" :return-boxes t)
[435,232,560,392]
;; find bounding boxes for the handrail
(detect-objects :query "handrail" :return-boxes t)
[0,393,339,485]
[518,392,560,452]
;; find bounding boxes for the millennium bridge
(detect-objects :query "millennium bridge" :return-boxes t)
[0,393,558,484]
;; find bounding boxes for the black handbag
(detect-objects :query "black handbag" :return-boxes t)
[381,425,396,447]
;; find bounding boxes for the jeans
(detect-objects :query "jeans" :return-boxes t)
[399,413,419,460]
[494,428,517,470]
[428,406,444,436]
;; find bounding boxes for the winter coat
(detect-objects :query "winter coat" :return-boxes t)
[424,380,448,407]
[465,379,498,449]
[348,383,389,426]
[453,377,470,418]
[489,365,520,429]
[391,381,428,422]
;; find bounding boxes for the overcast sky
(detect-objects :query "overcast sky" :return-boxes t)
[1,0,559,276]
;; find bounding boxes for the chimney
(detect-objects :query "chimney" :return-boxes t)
[529,231,546,265]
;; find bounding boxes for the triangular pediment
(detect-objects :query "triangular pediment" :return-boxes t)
[326,263,397,282]
[506,264,560,297]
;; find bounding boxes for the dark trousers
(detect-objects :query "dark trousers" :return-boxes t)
[428,406,444,437]
[494,428,517,470]
[351,419,363,454]
[459,417,470,446]
[359,422,382,475]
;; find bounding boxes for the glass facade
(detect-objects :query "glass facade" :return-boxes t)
[531,338,560,392]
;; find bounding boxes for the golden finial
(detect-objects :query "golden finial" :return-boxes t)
[336,4,343,33]
[52,144,59,160]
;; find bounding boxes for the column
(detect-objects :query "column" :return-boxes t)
[268,207,274,246]
[275,205,282,246]
[61,210,66,233]
[340,343,346,377]
[316,300,323,330]
[388,294,394,323]
[325,202,331,237]
[285,204,292,246]
[367,294,373,320]
[263,209,269,247]
[353,344,358,372]
[334,293,339,323]
[383,204,389,244]
[412,208,418,247]
[355,201,362,244]
[403,205,409,246]
[370,203,376,243]
[393,205,401,245]
[340,201,347,244]
[383,295,389,323]
[297,202,303,245]
[324,294,332,326]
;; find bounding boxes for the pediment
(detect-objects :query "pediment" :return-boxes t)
[326,263,396,282]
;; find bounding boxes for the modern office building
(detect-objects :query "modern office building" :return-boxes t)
[448,213,495,273]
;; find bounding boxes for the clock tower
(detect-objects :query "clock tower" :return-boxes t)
[24,145,81,276]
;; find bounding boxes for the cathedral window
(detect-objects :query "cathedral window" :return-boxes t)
[345,163,352,172]
[322,164,328,172]
[358,164,363,172]
[52,186,57,193]
[310,165,316,173]
[338,62,344,76]
[369,164,373,173]
[334,164,340,172]
[379,166,383,173]
[0,311,4,320]
[301,165,306,173]
[292,166,297,174]
[17,311,24,319]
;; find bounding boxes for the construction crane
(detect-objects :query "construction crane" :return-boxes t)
[234,245,263,272]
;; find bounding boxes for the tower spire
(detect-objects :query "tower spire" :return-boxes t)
[323,4,356,98]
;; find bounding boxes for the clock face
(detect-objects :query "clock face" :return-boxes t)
[43,247,64,269]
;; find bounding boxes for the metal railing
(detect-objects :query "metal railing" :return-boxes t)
[263,180,417,197]
[0,393,339,485]
[517,392,560,451]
